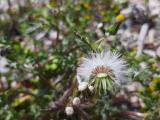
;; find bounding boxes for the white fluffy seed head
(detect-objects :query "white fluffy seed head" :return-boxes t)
[77,51,128,85]
[78,82,88,91]
[72,97,80,105]
[65,106,74,116]
[88,85,94,92]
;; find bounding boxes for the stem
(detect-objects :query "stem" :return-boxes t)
[108,111,144,120]
[74,31,96,52]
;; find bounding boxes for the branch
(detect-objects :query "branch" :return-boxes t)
[108,111,144,120]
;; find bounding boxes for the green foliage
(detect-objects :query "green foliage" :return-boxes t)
[0,0,159,120]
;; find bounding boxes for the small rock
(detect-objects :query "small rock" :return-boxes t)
[35,32,46,40]
[125,82,143,92]
[144,49,156,57]
[0,57,9,73]
[130,96,139,103]
[0,0,9,11]
[49,31,57,40]
[95,29,103,37]
[121,8,132,18]
[156,46,160,57]
[146,29,155,44]
[97,23,103,28]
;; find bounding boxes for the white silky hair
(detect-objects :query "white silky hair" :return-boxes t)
[77,51,128,85]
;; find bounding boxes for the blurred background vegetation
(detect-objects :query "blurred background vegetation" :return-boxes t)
[0,0,160,120]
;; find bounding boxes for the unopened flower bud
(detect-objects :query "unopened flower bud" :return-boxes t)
[72,97,80,105]
[65,106,74,116]
[78,82,88,91]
